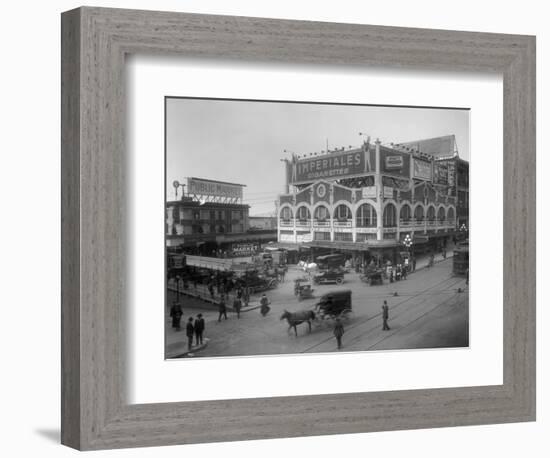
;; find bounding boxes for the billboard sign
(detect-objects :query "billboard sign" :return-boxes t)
[383,186,394,198]
[296,232,313,243]
[412,158,432,181]
[361,186,376,199]
[380,148,410,177]
[289,148,374,184]
[433,162,449,185]
[385,155,404,169]
[447,161,456,187]
[187,178,243,199]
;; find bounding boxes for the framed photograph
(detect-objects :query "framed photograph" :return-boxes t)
[61,7,535,450]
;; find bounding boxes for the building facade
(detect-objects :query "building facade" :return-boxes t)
[166,178,276,256]
[276,137,465,264]
[401,135,469,229]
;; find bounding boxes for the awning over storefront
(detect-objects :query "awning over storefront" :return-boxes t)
[265,242,308,251]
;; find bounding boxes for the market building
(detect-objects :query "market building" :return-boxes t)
[166,177,277,257]
[276,136,467,265]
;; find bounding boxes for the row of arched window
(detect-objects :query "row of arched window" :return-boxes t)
[280,203,455,228]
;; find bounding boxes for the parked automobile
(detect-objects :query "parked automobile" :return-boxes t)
[313,270,344,285]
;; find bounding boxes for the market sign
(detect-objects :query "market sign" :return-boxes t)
[187,177,243,199]
[289,147,374,184]
[231,242,259,256]
[412,158,432,181]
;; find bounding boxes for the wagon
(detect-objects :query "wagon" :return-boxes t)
[315,290,352,320]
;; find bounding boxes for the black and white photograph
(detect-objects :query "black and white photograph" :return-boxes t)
[165,98,470,358]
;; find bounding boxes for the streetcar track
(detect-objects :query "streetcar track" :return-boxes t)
[301,275,466,353]
[344,289,467,351]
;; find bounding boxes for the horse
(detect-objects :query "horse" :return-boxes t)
[280,309,316,337]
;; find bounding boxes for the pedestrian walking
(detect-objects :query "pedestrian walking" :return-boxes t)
[333,318,345,349]
[218,297,227,322]
[412,256,416,271]
[208,282,214,299]
[402,265,407,280]
[170,301,183,331]
[186,317,195,350]
[194,313,205,345]
[233,297,242,319]
[260,294,271,317]
[243,286,250,307]
[442,248,447,259]
[382,300,390,331]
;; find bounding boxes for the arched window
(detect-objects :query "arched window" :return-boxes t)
[280,207,293,221]
[383,203,397,227]
[427,206,436,221]
[314,205,329,221]
[414,205,424,222]
[296,206,311,221]
[356,203,377,227]
[400,204,411,222]
[447,207,455,222]
[437,207,446,222]
[334,204,352,221]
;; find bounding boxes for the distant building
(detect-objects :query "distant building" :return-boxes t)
[276,135,468,265]
[166,177,276,257]
[248,216,278,231]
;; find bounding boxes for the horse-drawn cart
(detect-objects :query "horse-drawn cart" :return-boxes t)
[315,290,353,320]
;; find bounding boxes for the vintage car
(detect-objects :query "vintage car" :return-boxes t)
[296,283,315,301]
[313,270,344,285]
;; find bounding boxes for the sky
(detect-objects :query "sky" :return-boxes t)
[166,98,470,215]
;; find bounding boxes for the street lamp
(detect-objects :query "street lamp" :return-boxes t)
[403,234,413,271]
[459,223,468,240]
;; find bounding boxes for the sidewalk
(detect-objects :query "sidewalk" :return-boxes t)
[167,282,263,313]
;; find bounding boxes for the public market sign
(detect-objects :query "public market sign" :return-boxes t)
[187,177,243,199]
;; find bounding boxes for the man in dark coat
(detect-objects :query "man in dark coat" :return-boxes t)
[170,301,183,331]
[186,317,195,350]
[382,300,390,331]
[233,297,242,319]
[333,318,345,349]
[218,296,227,322]
[194,313,205,345]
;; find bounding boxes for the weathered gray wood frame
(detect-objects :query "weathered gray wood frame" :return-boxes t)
[61,6,536,451]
